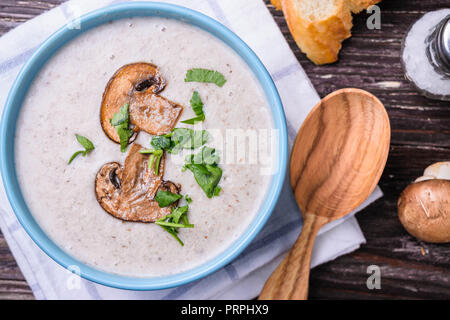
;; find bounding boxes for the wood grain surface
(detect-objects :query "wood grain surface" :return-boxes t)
[0,0,449,300]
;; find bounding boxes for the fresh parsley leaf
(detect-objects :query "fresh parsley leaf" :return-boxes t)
[185,194,192,204]
[213,186,222,196]
[156,221,193,228]
[181,114,205,125]
[190,91,204,115]
[159,225,184,246]
[156,205,193,246]
[140,148,162,155]
[184,147,222,198]
[181,91,205,124]
[170,128,209,153]
[154,155,162,175]
[117,126,133,153]
[185,163,222,198]
[184,68,227,87]
[150,129,209,154]
[68,134,95,164]
[75,134,94,152]
[110,103,133,152]
[170,205,189,224]
[110,103,129,127]
[151,135,172,150]
[187,146,220,165]
[181,214,190,226]
[140,149,163,175]
[68,150,84,164]
[155,190,183,208]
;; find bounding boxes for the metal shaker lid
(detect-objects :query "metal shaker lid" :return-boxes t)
[436,16,450,69]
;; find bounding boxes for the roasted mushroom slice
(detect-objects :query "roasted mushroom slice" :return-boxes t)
[100,62,182,143]
[159,181,180,195]
[130,91,183,136]
[95,143,180,222]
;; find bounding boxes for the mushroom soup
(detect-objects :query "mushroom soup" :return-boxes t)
[15,17,275,276]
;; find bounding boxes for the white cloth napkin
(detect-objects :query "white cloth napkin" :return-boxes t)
[0,0,382,300]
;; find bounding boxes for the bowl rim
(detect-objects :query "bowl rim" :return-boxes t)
[0,1,288,290]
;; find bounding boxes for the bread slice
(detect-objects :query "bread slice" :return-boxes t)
[272,0,380,65]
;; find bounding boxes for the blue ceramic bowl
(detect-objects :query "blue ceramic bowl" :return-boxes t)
[0,2,287,290]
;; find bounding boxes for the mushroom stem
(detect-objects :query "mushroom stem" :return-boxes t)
[95,144,181,223]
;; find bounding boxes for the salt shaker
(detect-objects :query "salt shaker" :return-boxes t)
[402,9,450,101]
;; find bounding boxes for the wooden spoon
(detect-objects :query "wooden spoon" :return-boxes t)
[259,88,390,300]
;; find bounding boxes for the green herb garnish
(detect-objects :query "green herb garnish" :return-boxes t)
[156,221,193,228]
[181,115,205,125]
[169,205,190,224]
[181,91,205,124]
[156,205,192,246]
[140,149,163,175]
[185,164,222,198]
[154,190,183,208]
[189,91,204,115]
[184,147,222,198]
[110,103,133,152]
[190,146,220,165]
[213,186,222,196]
[110,103,129,126]
[151,135,172,150]
[185,194,192,204]
[171,128,209,153]
[159,226,183,246]
[68,134,95,164]
[184,68,227,87]
[141,128,209,175]
[151,128,209,154]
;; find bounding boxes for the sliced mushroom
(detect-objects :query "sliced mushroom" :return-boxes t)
[95,143,181,222]
[398,161,450,243]
[130,91,183,136]
[100,63,183,143]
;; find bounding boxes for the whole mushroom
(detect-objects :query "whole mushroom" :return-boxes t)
[398,162,450,243]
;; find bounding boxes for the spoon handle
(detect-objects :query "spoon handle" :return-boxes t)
[259,213,328,300]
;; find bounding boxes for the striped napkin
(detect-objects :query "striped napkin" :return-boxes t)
[0,0,382,299]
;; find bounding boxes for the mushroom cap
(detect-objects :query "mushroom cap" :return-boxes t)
[416,162,450,182]
[95,143,180,222]
[398,179,450,243]
[101,63,182,143]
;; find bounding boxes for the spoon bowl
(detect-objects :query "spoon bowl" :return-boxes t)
[259,88,390,300]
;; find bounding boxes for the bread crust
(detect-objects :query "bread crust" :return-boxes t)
[271,0,282,10]
[272,0,381,65]
[348,0,380,13]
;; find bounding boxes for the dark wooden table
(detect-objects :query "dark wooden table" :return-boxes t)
[0,0,449,300]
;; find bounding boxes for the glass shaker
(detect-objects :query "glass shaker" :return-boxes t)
[401,9,450,101]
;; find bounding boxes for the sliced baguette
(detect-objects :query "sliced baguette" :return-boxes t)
[272,0,380,65]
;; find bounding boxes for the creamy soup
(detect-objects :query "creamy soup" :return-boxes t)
[15,17,274,277]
